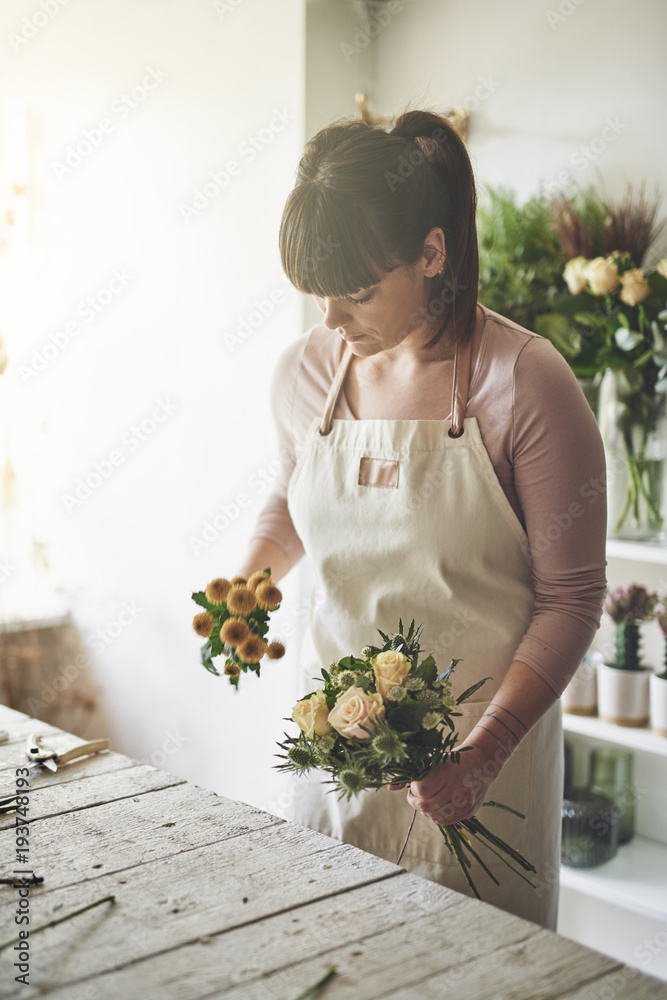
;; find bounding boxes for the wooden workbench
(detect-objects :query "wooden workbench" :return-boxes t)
[1,704,666,999]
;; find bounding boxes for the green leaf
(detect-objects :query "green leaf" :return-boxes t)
[416,655,437,685]
[192,591,209,609]
[456,676,492,705]
[386,698,429,732]
[200,641,220,677]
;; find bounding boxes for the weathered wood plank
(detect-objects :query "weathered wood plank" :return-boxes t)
[558,968,667,999]
[0,780,283,892]
[214,926,624,1000]
[0,764,186,834]
[0,820,402,994]
[0,875,525,999]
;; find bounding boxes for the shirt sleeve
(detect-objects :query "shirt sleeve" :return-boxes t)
[249,336,307,565]
[510,337,608,697]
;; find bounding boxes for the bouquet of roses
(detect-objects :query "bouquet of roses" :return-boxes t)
[277,620,535,900]
[192,569,285,687]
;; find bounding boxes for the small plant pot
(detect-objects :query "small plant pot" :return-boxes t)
[597,662,649,727]
[650,673,667,736]
[562,656,598,716]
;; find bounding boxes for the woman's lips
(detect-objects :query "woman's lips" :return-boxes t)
[340,330,364,343]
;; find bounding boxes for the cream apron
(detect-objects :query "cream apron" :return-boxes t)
[286,332,563,930]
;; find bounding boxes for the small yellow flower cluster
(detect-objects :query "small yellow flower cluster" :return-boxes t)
[191,569,285,684]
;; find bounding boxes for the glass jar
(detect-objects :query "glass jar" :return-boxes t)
[598,368,667,542]
[589,747,636,845]
[562,789,619,868]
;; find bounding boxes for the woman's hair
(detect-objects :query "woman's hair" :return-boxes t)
[279,108,479,347]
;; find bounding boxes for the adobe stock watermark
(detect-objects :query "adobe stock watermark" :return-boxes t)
[144,728,189,770]
[223,283,289,355]
[545,0,589,30]
[189,447,291,554]
[51,66,168,180]
[0,558,15,584]
[340,0,415,63]
[17,269,134,385]
[61,397,178,513]
[86,602,144,654]
[522,116,629,223]
[7,0,72,54]
[212,0,244,16]
[179,107,296,223]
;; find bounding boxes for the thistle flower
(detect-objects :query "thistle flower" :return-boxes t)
[371,729,407,761]
[255,581,282,612]
[338,766,369,795]
[220,617,250,648]
[415,689,441,708]
[224,661,241,677]
[266,641,285,660]
[205,578,231,605]
[288,743,316,770]
[192,612,215,637]
[386,685,407,702]
[359,645,374,659]
[422,712,442,730]
[247,570,271,591]
[405,677,426,691]
[226,586,257,617]
[337,670,356,689]
[236,634,266,664]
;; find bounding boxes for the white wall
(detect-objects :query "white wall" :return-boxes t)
[0,0,309,812]
[372,0,667,242]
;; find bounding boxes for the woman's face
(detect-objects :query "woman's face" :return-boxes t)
[312,246,444,358]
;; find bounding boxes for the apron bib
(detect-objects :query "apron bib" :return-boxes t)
[285,332,563,930]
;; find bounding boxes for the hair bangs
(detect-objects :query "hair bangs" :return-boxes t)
[279,183,396,299]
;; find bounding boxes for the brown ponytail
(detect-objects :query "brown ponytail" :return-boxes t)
[279,107,479,347]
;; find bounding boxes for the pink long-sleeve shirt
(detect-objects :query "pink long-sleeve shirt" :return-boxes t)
[251,303,608,697]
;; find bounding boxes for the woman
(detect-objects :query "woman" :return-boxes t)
[238,109,607,930]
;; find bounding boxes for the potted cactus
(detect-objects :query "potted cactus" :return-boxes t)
[598,585,656,726]
[650,609,667,736]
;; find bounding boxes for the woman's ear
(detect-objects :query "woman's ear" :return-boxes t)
[422,229,446,276]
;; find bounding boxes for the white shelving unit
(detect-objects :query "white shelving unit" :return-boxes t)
[557,537,667,982]
[563,712,667,758]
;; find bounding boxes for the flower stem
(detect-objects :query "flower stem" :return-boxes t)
[0,894,115,951]
[396,809,417,866]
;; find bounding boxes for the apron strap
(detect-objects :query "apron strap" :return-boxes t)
[449,334,473,437]
[318,331,473,437]
[319,347,354,435]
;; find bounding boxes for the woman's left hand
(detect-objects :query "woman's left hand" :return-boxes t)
[400,743,502,826]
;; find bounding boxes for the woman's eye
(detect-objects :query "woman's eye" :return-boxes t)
[345,292,373,305]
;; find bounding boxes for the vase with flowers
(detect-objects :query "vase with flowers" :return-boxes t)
[532,185,667,540]
[598,585,656,726]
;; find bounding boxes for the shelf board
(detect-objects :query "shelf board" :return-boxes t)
[561,835,667,922]
[563,712,667,756]
[606,538,667,564]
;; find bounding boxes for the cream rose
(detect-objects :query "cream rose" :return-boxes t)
[291,690,333,738]
[619,268,649,306]
[327,686,385,739]
[584,256,618,295]
[563,256,589,295]
[371,649,411,700]
[656,258,667,279]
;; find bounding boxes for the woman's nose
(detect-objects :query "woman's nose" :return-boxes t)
[315,296,350,330]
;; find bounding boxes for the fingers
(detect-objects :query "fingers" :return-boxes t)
[388,783,407,791]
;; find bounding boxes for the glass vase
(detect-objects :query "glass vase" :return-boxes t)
[589,747,636,845]
[598,368,667,542]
